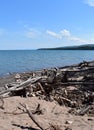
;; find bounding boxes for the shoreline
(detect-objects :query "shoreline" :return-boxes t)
[0,60,94,90]
[0,60,94,130]
[0,60,93,77]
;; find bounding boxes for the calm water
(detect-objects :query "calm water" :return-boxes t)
[0,50,94,76]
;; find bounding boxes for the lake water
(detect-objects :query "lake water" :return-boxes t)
[0,50,94,76]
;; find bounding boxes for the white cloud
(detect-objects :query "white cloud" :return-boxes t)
[69,36,87,43]
[46,29,88,44]
[60,29,71,37]
[46,30,62,39]
[84,0,94,6]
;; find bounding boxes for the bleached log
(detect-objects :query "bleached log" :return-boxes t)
[0,77,41,96]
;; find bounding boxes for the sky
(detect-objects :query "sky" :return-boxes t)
[0,0,94,49]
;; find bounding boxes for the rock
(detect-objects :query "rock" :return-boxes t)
[65,120,73,124]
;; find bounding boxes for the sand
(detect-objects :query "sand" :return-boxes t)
[0,96,94,130]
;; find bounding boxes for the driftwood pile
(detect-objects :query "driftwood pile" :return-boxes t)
[0,60,94,116]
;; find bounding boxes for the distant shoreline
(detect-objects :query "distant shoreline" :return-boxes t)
[38,44,94,50]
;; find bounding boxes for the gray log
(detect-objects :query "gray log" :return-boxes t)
[0,77,41,96]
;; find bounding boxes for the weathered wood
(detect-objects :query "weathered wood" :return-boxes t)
[56,96,76,107]
[0,60,94,117]
[0,77,41,96]
[60,96,73,103]
[78,105,91,115]
[60,67,94,72]
[59,60,94,69]
[61,81,94,85]
[20,103,44,130]
[36,82,45,94]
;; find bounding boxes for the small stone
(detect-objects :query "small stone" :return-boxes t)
[65,120,73,124]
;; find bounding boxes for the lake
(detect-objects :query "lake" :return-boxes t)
[0,50,94,76]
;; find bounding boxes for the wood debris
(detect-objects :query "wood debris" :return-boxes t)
[0,60,94,116]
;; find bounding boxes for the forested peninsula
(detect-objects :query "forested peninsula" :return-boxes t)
[38,44,94,50]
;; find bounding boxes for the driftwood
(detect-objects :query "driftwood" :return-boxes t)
[0,60,94,116]
[78,105,92,115]
[60,97,74,104]
[60,67,94,72]
[0,77,42,97]
[55,96,76,107]
[61,81,94,85]
[20,103,44,130]
[32,103,43,115]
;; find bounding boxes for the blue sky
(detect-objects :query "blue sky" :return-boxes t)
[0,0,94,49]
